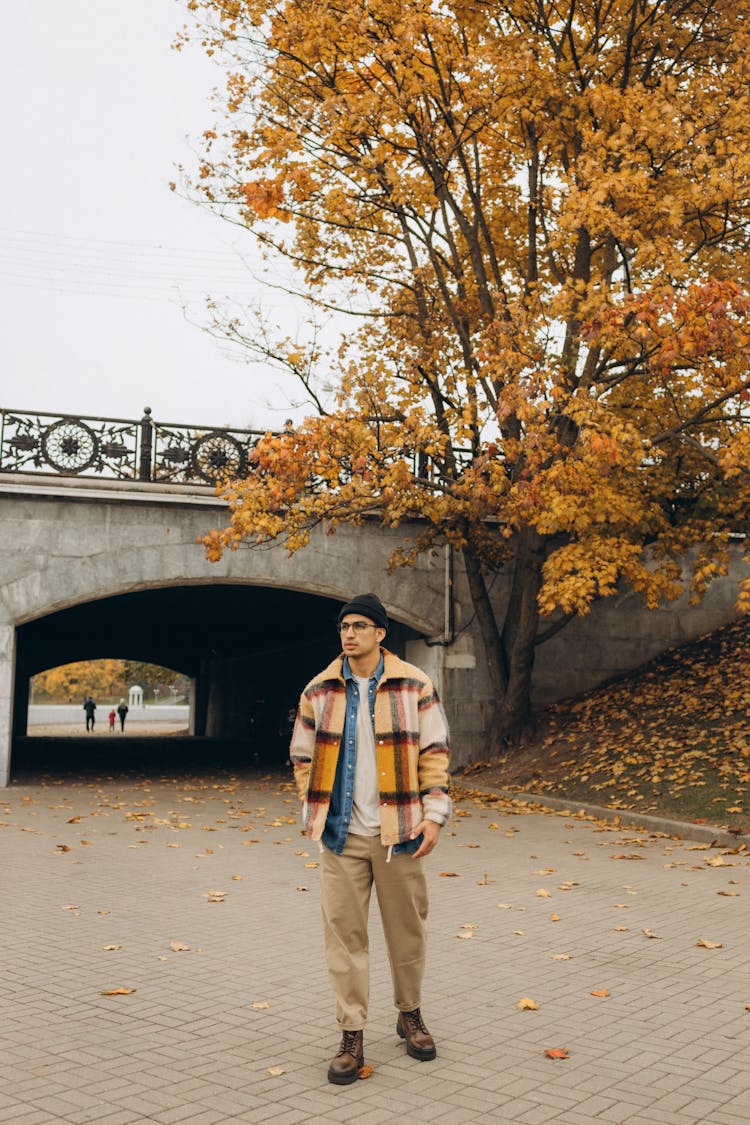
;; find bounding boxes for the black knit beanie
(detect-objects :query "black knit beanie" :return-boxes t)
[337,593,388,631]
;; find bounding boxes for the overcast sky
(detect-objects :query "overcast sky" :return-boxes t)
[0,1,317,431]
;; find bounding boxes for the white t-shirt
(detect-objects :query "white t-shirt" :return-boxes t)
[347,675,381,837]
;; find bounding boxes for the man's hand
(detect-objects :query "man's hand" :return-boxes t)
[410,819,441,858]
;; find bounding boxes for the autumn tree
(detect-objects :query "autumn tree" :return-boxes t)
[181,0,750,751]
[33,661,188,704]
[32,660,128,704]
[122,662,189,701]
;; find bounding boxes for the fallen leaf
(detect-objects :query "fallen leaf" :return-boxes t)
[251,1001,270,1010]
[590,989,611,997]
[267,1066,285,1076]
[536,888,552,898]
[102,944,121,952]
[544,1048,569,1059]
[357,1065,374,1079]
[56,844,71,852]
[101,988,135,996]
[641,929,662,939]
[550,914,561,922]
[169,941,190,952]
[696,939,724,949]
[439,871,459,877]
[204,890,226,902]
[551,953,571,961]
[516,997,539,1010]
[296,886,309,892]
[718,891,740,896]
[457,932,474,940]
[304,862,320,869]
[610,854,645,861]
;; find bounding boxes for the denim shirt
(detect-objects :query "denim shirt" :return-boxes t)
[322,652,422,857]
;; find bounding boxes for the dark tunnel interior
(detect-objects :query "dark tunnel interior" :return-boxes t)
[12,584,420,779]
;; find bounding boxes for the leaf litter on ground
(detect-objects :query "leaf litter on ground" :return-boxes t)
[456,618,750,830]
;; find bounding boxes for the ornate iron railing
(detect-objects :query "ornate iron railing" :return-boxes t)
[0,407,269,486]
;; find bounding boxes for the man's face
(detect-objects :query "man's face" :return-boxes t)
[339,614,386,660]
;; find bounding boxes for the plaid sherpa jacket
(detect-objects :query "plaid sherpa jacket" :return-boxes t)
[291,648,452,847]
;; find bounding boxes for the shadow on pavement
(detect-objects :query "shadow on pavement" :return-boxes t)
[10,735,291,784]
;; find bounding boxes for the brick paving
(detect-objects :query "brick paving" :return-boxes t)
[1,766,749,1124]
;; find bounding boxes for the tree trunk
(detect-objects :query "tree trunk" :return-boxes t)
[462,526,546,755]
[499,526,546,743]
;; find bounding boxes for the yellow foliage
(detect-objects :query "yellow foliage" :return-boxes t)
[33,660,128,703]
[183,0,750,741]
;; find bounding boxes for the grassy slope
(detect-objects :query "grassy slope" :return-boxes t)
[459,616,750,831]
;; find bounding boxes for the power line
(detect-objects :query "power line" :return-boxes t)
[0,227,254,263]
[0,227,264,302]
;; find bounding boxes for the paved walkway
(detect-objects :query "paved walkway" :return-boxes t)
[1,768,749,1124]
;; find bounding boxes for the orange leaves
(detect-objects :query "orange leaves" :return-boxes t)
[183,0,750,759]
[241,179,290,222]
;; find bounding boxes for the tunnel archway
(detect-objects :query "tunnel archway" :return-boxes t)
[11,583,423,778]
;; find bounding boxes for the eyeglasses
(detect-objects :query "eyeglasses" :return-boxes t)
[337,621,379,634]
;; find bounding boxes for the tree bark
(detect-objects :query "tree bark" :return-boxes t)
[462,526,546,753]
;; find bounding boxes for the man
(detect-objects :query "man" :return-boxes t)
[117,699,129,732]
[83,695,96,732]
[290,592,452,1084]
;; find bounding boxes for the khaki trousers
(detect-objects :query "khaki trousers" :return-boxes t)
[320,833,428,1030]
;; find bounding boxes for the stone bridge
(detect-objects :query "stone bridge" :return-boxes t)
[0,407,745,784]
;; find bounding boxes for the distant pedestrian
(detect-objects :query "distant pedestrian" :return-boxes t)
[83,696,96,731]
[108,708,116,732]
[117,699,129,731]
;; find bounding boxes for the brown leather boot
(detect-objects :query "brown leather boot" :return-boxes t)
[327,1029,364,1084]
[396,1008,437,1060]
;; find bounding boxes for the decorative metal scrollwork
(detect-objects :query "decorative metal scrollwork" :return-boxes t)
[41,419,99,474]
[161,446,190,464]
[0,407,265,485]
[100,441,129,459]
[190,432,246,482]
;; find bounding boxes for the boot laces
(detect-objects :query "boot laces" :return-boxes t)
[403,1008,428,1034]
[339,1030,361,1056]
